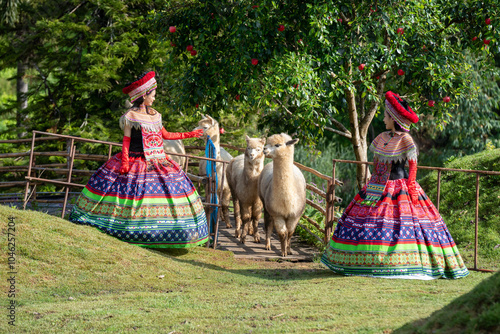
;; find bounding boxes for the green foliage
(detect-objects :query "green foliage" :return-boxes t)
[0,0,175,137]
[154,0,500,149]
[415,53,500,168]
[295,138,358,206]
[419,148,500,268]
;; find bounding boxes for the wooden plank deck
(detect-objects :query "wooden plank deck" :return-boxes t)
[215,214,319,262]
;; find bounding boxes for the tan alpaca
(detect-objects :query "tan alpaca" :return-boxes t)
[195,115,233,228]
[163,139,186,168]
[259,133,306,257]
[226,136,266,243]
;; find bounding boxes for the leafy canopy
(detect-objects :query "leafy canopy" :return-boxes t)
[154,0,499,146]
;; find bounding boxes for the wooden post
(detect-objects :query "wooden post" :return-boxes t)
[474,173,480,270]
[23,132,37,209]
[436,170,442,211]
[108,144,113,160]
[205,169,212,248]
[213,162,227,249]
[61,142,76,218]
[325,160,337,244]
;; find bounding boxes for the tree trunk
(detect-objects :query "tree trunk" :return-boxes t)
[345,75,387,190]
[345,87,369,190]
[16,60,28,136]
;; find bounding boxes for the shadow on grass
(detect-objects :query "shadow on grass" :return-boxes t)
[393,271,500,334]
[150,248,339,281]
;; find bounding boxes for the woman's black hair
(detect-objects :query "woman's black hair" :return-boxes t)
[393,121,405,132]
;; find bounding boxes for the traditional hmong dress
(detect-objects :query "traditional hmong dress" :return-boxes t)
[70,107,208,248]
[321,131,469,279]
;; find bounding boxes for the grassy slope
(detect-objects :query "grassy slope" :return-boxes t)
[0,205,496,334]
[419,148,500,270]
[395,271,500,334]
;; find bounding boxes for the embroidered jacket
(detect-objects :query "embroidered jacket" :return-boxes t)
[119,107,166,162]
[370,131,418,163]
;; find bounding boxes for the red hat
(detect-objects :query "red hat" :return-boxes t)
[122,71,157,102]
[385,91,419,131]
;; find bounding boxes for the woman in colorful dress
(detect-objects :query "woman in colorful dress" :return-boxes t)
[321,91,469,279]
[70,71,209,248]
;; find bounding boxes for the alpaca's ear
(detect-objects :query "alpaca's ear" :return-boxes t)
[207,114,216,125]
[202,114,208,120]
[260,137,266,145]
[286,139,299,146]
[245,135,251,143]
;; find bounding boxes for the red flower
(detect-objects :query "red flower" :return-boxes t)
[484,39,491,45]
[338,18,343,23]
[428,100,435,107]
[396,28,404,35]
[235,95,240,101]
[251,58,259,65]
[195,104,199,108]
[186,45,194,51]
[398,69,405,76]
[358,63,365,71]
[169,26,176,33]
[252,5,258,9]
[220,128,225,134]
[443,96,450,103]
[472,36,478,41]
[278,25,285,32]
[486,18,491,25]
[190,50,197,56]
[170,42,176,47]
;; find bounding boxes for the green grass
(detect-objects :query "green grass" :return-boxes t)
[419,148,500,271]
[395,271,500,334]
[0,205,497,333]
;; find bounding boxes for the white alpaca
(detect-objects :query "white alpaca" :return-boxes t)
[226,136,266,243]
[259,133,306,257]
[195,115,233,228]
[163,140,186,168]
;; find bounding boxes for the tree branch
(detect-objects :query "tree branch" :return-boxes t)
[359,73,386,137]
[328,115,350,134]
[273,99,352,139]
[325,126,352,139]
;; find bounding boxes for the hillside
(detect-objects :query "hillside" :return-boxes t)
[0,205,495,333]
[419,148,500,270]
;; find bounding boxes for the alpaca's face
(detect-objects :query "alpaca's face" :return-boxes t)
[263,134,295,159]
[194,115,219,141]
[245,137,266,161]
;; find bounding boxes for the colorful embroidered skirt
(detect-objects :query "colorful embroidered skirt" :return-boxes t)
[69,153,208,248]
[321,179,469,279]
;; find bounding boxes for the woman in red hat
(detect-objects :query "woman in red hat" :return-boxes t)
[322,91,469,279]
[70,71,209,248]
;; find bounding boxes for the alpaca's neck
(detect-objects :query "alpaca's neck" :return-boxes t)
[208,133,220,148]
[244,155,264,179]
[272,152,294,193]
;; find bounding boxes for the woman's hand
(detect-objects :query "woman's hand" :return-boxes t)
[161,127,204,140]
[189,129,204,138]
